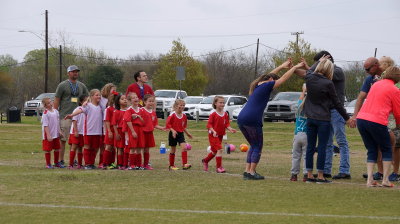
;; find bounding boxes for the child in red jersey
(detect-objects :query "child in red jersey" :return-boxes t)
[99,83,117,168]
[68,95,88,169]
[65,89,103,170]
[141,94,166,170]
[102,91,118,169]
[166,99,193,170]
[112,94,128,169]
[202,96,236,173]
[123,92,145,170]
[41,98,63,168]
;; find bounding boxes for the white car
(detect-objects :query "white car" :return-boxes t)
[345,99,356,117]
[184,96,204,120]
[155,89,187,118]
[232,103,246,120]
[197,95,247,120]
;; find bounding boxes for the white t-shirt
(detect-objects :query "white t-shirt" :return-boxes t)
[100,97,108,111]
[41,109,60,140]
[82,103,103,135]
[70,106,85,135]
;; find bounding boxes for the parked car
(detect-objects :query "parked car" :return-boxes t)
[23,93,55,116]
[184,96,204,120]
[155,89,187,118]
[232,103,246,120]
[344,99,356,117]
[264,92,301,122]
[197,95,247,120]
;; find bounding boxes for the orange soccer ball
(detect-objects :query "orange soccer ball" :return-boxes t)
[239,143,249,152]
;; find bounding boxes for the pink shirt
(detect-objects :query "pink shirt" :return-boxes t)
[357,79,400,126]
[41,109,60,140]
[70,106,85,135]
[82,103,103,135]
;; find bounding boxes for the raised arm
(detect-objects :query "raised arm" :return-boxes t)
[273,62,305,89]
[270,58,292,74]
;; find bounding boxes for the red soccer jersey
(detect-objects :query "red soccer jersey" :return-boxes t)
[166,112,187,133]
[142,108,158,132]
[111,109,127,129]
[123,107,144,130]
[104,106,115,122]
[207,111,230,136]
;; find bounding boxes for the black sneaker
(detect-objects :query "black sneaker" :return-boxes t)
[248,172,265,180]
[243,172,250,180]
[306,178,316,183]
[332,173,351,180]
[316,178,332,184]
[373,172,383,180]
[290,174,298,181]
[323,173,332,178]
[362,173,368,179]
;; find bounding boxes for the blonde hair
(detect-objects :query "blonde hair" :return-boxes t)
[173,99,185,111]
[315,59,334,80]
[383,66,400,83]
[127,92,138,102]
[379,56,394,71]
[101,83,116,98]
[89,89,100,102]
[212,96,224,109]
[41,97,51,106]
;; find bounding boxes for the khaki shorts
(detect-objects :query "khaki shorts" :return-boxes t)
[60,119,72,142]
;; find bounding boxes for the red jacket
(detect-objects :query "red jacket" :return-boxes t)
[357,79,400,126]
[125,83,154,106]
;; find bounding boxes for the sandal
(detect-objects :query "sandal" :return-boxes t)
[367,181,381,187]
[381,183,395,188]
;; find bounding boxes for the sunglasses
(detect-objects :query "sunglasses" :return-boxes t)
[365,63,376,72]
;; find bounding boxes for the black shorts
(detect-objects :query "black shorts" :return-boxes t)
[168,131,185,147]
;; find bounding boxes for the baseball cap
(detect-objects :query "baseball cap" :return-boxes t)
[67,65,80,72]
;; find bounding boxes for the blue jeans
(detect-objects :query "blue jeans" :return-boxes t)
[324,109,350,175]
[238,124,263,163]
[357,119,392,163]
[306,118,332,172]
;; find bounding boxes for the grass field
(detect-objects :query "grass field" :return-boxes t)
[0,116,399,224]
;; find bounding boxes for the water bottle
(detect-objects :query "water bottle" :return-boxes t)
[160,142,166,154]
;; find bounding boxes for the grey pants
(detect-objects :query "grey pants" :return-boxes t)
[291,132,307,175]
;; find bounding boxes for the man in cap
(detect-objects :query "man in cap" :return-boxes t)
[53,65,89,167]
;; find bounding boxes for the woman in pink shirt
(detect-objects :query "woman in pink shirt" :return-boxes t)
[356,66,400,187]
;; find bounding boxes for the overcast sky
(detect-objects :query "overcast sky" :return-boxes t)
[1,0,399,66]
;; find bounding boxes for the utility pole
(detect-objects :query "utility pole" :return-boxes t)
[374,48,377,57]
[45,9,49,93]
[255,38,259,79]
[291,31,304,55]
[59,45,62,83]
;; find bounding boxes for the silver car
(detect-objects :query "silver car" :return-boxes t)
[264,92,301,122]
[24,93,55,116]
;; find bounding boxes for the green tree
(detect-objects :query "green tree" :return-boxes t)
[271,38,318,91]
[154,39,208,95]
[86,65,124,90]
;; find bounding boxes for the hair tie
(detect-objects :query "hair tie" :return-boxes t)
[112,90,119,96]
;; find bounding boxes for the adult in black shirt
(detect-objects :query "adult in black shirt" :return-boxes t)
[303,56,350,183]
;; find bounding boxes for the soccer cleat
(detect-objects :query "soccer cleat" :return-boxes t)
[143,165,154,170]
[107,165,117,170]
[67,165,75,170]
[302,174,308,182]
[76,165,83,169]
[84,165,94,170]
[45,164,54,169]
[216,167,226,173]
[109,163,117,169]
[73,160,78,166]
[98,164,105,169]
[169,166,179,171]
[201,159,208,171]
[59,160,65,166]
[290,174,298,181]
[243,172,250,180]
[55,162,65,168]
[182,164,192,170]
[127,166,136,170]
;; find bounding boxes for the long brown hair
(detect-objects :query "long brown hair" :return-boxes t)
[249,73,279,95]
